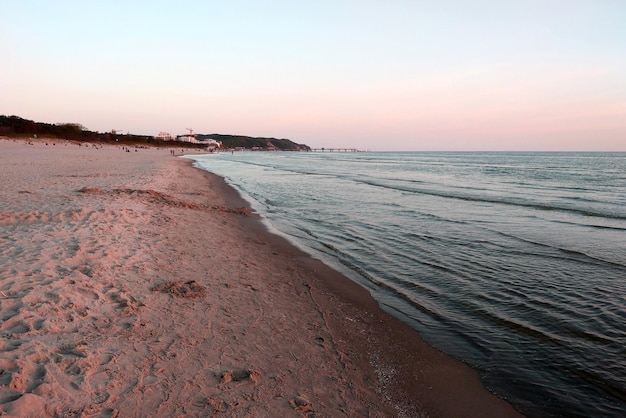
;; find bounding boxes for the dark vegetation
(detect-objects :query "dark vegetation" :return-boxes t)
[0,115,310,151]
[0,115,189,147]
[197,134,310,151]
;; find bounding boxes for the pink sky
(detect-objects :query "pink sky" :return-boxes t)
[2,1,625,151]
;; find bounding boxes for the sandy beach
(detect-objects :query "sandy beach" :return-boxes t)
[0,138,523,417]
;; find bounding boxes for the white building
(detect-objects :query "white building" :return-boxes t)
[155,132,175,141]
[177,135,199,143]
[202,138,222,150]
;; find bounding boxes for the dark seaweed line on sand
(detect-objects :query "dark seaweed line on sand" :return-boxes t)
[76,187,251,215]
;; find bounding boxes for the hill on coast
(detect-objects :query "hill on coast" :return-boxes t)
[0,115,310,151]
[196,134,310,151]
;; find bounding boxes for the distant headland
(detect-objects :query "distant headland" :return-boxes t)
[0,115,311,151]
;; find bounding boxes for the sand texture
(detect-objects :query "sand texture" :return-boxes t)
[0,138,523,417]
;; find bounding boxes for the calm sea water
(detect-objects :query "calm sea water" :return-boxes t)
[187,151,626,417]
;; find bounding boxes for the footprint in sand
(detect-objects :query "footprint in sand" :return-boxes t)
[96,353,116,366]
[1,318,31,335]
[217,368,260,386]
[0,360,18,387]
[0,301,22,323]
[32,318,45,331]
[29,365,47,392]
[77,286,100,301]
[290,395,314,413]
[0,360,46,395]
[93,389,110,404]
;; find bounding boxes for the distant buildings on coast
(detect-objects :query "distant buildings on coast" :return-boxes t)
[0,116,313,151]
[155,130,221,151]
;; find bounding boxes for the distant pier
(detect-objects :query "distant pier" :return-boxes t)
[309,148,364,152]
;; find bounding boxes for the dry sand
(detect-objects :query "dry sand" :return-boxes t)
[0,138,524,417]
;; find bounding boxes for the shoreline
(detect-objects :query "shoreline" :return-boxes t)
[184,155,525,418]
[0,138,523,417]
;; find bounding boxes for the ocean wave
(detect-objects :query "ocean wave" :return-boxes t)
[355,177,626,221]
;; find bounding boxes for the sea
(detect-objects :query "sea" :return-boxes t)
[186,151,626,417]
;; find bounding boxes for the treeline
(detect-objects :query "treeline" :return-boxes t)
[0,115,204,148]
[0,115,89,140]
[197,134,310,151]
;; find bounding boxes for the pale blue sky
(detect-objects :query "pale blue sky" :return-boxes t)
[2,1,625,150]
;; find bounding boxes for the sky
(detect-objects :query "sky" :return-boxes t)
[1,1,625,151]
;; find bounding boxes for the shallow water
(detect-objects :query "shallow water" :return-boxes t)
[187,151,626,417]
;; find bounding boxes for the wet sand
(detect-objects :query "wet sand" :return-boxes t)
[0,138,524,417]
